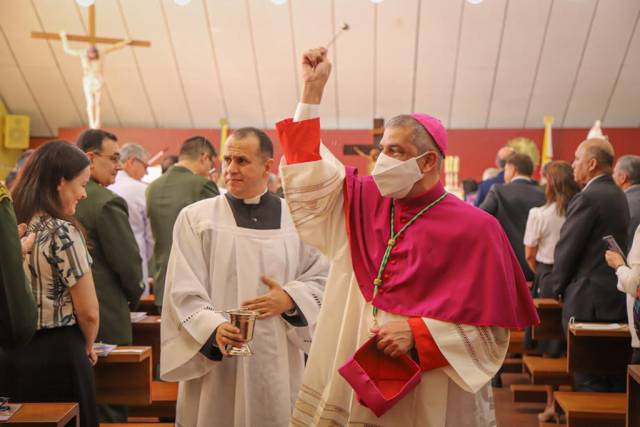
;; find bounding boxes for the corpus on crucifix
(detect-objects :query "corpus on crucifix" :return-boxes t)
[31,4,151,129]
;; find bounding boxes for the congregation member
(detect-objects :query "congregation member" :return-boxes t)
[76,129,144,422]
[480,153,545,281]
[552,138,629,392]
[161,154,179,174]
[606,227,640,364]
[1,141,99,427]
[146,136,219,311]
[160,128,328,427]
[474,145,514,206]
[108,143,154,294]
[613,155,640,252]
[4,149,34,190]
[0,182,36,348]
[277,47,537,426]
[523,160,579,422]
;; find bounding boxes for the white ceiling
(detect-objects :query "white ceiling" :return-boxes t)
[0,0,639,137]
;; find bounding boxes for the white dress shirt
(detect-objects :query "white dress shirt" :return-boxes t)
[616,225,640,348]
[523,202,565,264]
[109,170,154,292]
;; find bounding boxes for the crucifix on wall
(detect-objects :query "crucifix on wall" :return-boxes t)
[31,5,151,129]
[342,118,384,175]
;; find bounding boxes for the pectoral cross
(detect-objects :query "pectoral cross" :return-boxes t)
[31,5,151,128]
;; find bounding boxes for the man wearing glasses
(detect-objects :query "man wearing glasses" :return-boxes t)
[146,136,219,313]
[108,143,154,296]
[76,129,144,423]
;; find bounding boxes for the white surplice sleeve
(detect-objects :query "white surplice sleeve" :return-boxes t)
[160,208,227,382]
[424,318,510,393]
[282,244,329,352]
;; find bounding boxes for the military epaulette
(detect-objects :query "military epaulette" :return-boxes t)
[0,183,11,202]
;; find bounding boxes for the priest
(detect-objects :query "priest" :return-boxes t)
[278,48,539,426]
[160,127,328,427]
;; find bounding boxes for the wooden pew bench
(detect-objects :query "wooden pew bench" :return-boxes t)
[568,323,631,378]
[94,346,152,406]
[554,391,625,427]
[128,381,178,420]
[131,315,161,378]
[0,403,79,426]
[628,365,640,427]
[508,329,525,354]
[522,355,571,386]
[137,294,157,315]
[532,298,563,341]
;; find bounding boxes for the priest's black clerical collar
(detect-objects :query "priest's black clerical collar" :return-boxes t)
[224,189,282,230]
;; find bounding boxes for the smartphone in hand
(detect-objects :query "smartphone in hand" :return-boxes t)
[603,235,625,256]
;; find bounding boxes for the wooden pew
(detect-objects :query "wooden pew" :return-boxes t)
[522,355,571,386]
[137,294,157,315]
[94,346,152,406]
[0,402,79,426]
[628,365,640,427]
[554,391,625,427]
[132,315,161,378]
[567,323,631,377]
[532,298,563,341]
[128,381,178,420]
[508,329,525,354]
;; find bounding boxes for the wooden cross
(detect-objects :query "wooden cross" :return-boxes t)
[31,4,151,48]
[342,118,384,156]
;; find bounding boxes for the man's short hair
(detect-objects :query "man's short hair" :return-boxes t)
[385,115,442,166]
[231,127,274,160]
[76,129,117,153]
[120,143,149,163]
[617,155,640,185]
[179,136,216,161]
[506,153,534,177]
[586,144,614,170]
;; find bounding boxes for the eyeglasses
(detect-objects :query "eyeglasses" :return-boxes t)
[93,152,121,164]
[134,157,149,169]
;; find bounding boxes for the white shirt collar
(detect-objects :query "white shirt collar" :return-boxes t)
[511,176,532,183]
[242,188,268,205]
[583,174,606,191]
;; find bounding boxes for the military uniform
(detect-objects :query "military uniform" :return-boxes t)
[0,183,36,348]
[146,166,218,309]
[76,179,144,345]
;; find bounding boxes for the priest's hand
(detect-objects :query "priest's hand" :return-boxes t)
[302,47,332,104]
[371,320,414,358]
[241,276,295,319]
[215,322,245,356]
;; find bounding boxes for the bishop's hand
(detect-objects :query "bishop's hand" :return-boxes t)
[241,276,295,319]
[371,320,415,358]
[302,47,331,104]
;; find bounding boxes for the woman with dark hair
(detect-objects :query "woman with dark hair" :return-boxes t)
[0,141,99,427]
[523,160,579,422]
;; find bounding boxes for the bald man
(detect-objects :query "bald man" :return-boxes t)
[551,138,629,392]
[474,146,515,206]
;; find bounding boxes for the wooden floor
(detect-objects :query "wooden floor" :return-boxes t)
[495,372,548,427]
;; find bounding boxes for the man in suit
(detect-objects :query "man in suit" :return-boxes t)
[474,146,515,206]
[613,155,640,252]
[0,183,36,349]
[75,129,144,422]
[146,136,219,311]
[552,138,629,392]
[480,153,545,281]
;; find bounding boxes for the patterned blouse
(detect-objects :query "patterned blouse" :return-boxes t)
[25,214,92,330]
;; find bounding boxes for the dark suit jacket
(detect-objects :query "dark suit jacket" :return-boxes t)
[474,171,504,207]
[146,166,219,308]
[480,178,545,281]
[0,185,36,348]
[551,175,629,327]
[625,186,640,254]
[76,179,144,345]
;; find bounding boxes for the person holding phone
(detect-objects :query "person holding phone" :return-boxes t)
[606,230,640,364]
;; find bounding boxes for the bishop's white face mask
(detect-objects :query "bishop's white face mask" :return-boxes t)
[372,151,428,199]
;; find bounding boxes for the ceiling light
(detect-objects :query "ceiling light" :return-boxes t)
[466,0,484,4]
[370,0,384,3]
[174,0,192,5]
[271,0,287,4]
[75,0,95,6]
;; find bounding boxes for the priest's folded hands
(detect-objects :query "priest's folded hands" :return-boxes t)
[241,275,296,319]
